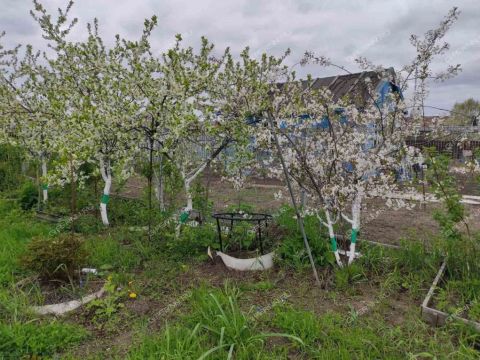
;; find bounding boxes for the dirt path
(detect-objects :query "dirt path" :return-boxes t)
[114,175,480,246]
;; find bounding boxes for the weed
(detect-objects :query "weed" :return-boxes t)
[86,276,125,328]
[334,263,366,291]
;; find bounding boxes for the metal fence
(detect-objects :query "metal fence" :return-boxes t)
[406,138,480,159]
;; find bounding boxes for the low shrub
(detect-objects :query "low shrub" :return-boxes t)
[19,234,88,282]
[19,181,38,211]
[225,202,255,213]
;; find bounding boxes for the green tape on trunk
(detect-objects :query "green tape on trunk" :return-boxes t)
[101,194,110,204]
[330,237,338,252]
[41,184,48,190]
[351,228,358,244]
[179,211,190,224]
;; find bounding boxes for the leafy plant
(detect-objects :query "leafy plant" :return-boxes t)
[72,213,104,234]
[357,242,387,276]
[275,206,333,269]
[192,182,213,217]
[225,202,255,214]
[85,233,141,272]
[86,276,125,327]
[424,150,479,280]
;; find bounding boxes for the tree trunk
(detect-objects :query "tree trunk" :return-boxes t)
[99,159,112,226]
[154,153,165,211]
[94,176,100,220]
[205,162,211,208]
[348,193,362,265]
[185,179,193,211]
[147,139,154,240]
[325,210,343,267]
[70,157,77,233]
[36,163,41,212]
[41,155,48,203]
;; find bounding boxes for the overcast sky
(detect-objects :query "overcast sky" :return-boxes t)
[1,0,479,115]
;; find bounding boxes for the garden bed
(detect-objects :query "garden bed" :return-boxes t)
[32,278,105,306]
[421,260,480,331]
[31,279,106,316]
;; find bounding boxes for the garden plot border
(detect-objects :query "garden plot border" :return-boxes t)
[216,251,275,271]
[35,210,62,223]
[32,285,105,316]
[336,234,401,251]
[421,260,480,332]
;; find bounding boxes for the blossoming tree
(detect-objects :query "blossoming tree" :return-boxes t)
[259,7,461,267]
[31,1,139,224]
[0,32,60,204]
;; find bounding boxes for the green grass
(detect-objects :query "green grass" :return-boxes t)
[0,199,89,359]
[0,321,88,359]
[126,280,480,359]
[271,303,480,359]
[128,284,303,359]
[85,232,143,273]
[1,197,479,359]
[0,201,52,286]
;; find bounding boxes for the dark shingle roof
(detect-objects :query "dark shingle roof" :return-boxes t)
[301,68,395,104]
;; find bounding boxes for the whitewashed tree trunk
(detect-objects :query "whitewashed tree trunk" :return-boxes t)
[153,154,165,211]
[342,192,362,265]
[185,179,193,211]
[182,161,208,211]
[41,156,48,203]
[176,163,208,237]
[349,193,362,264]
[322,210,343,267]
[21,161,28,176]
[99,159,112,226]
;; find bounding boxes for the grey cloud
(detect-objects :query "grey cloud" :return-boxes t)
[0,0,479,114]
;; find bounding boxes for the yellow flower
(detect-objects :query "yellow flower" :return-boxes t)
[129,292,137,299]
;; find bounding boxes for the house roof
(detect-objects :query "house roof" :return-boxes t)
[298,68,397,104]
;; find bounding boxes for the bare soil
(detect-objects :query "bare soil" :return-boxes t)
[114,173,480,247]
[34,278,104,305]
